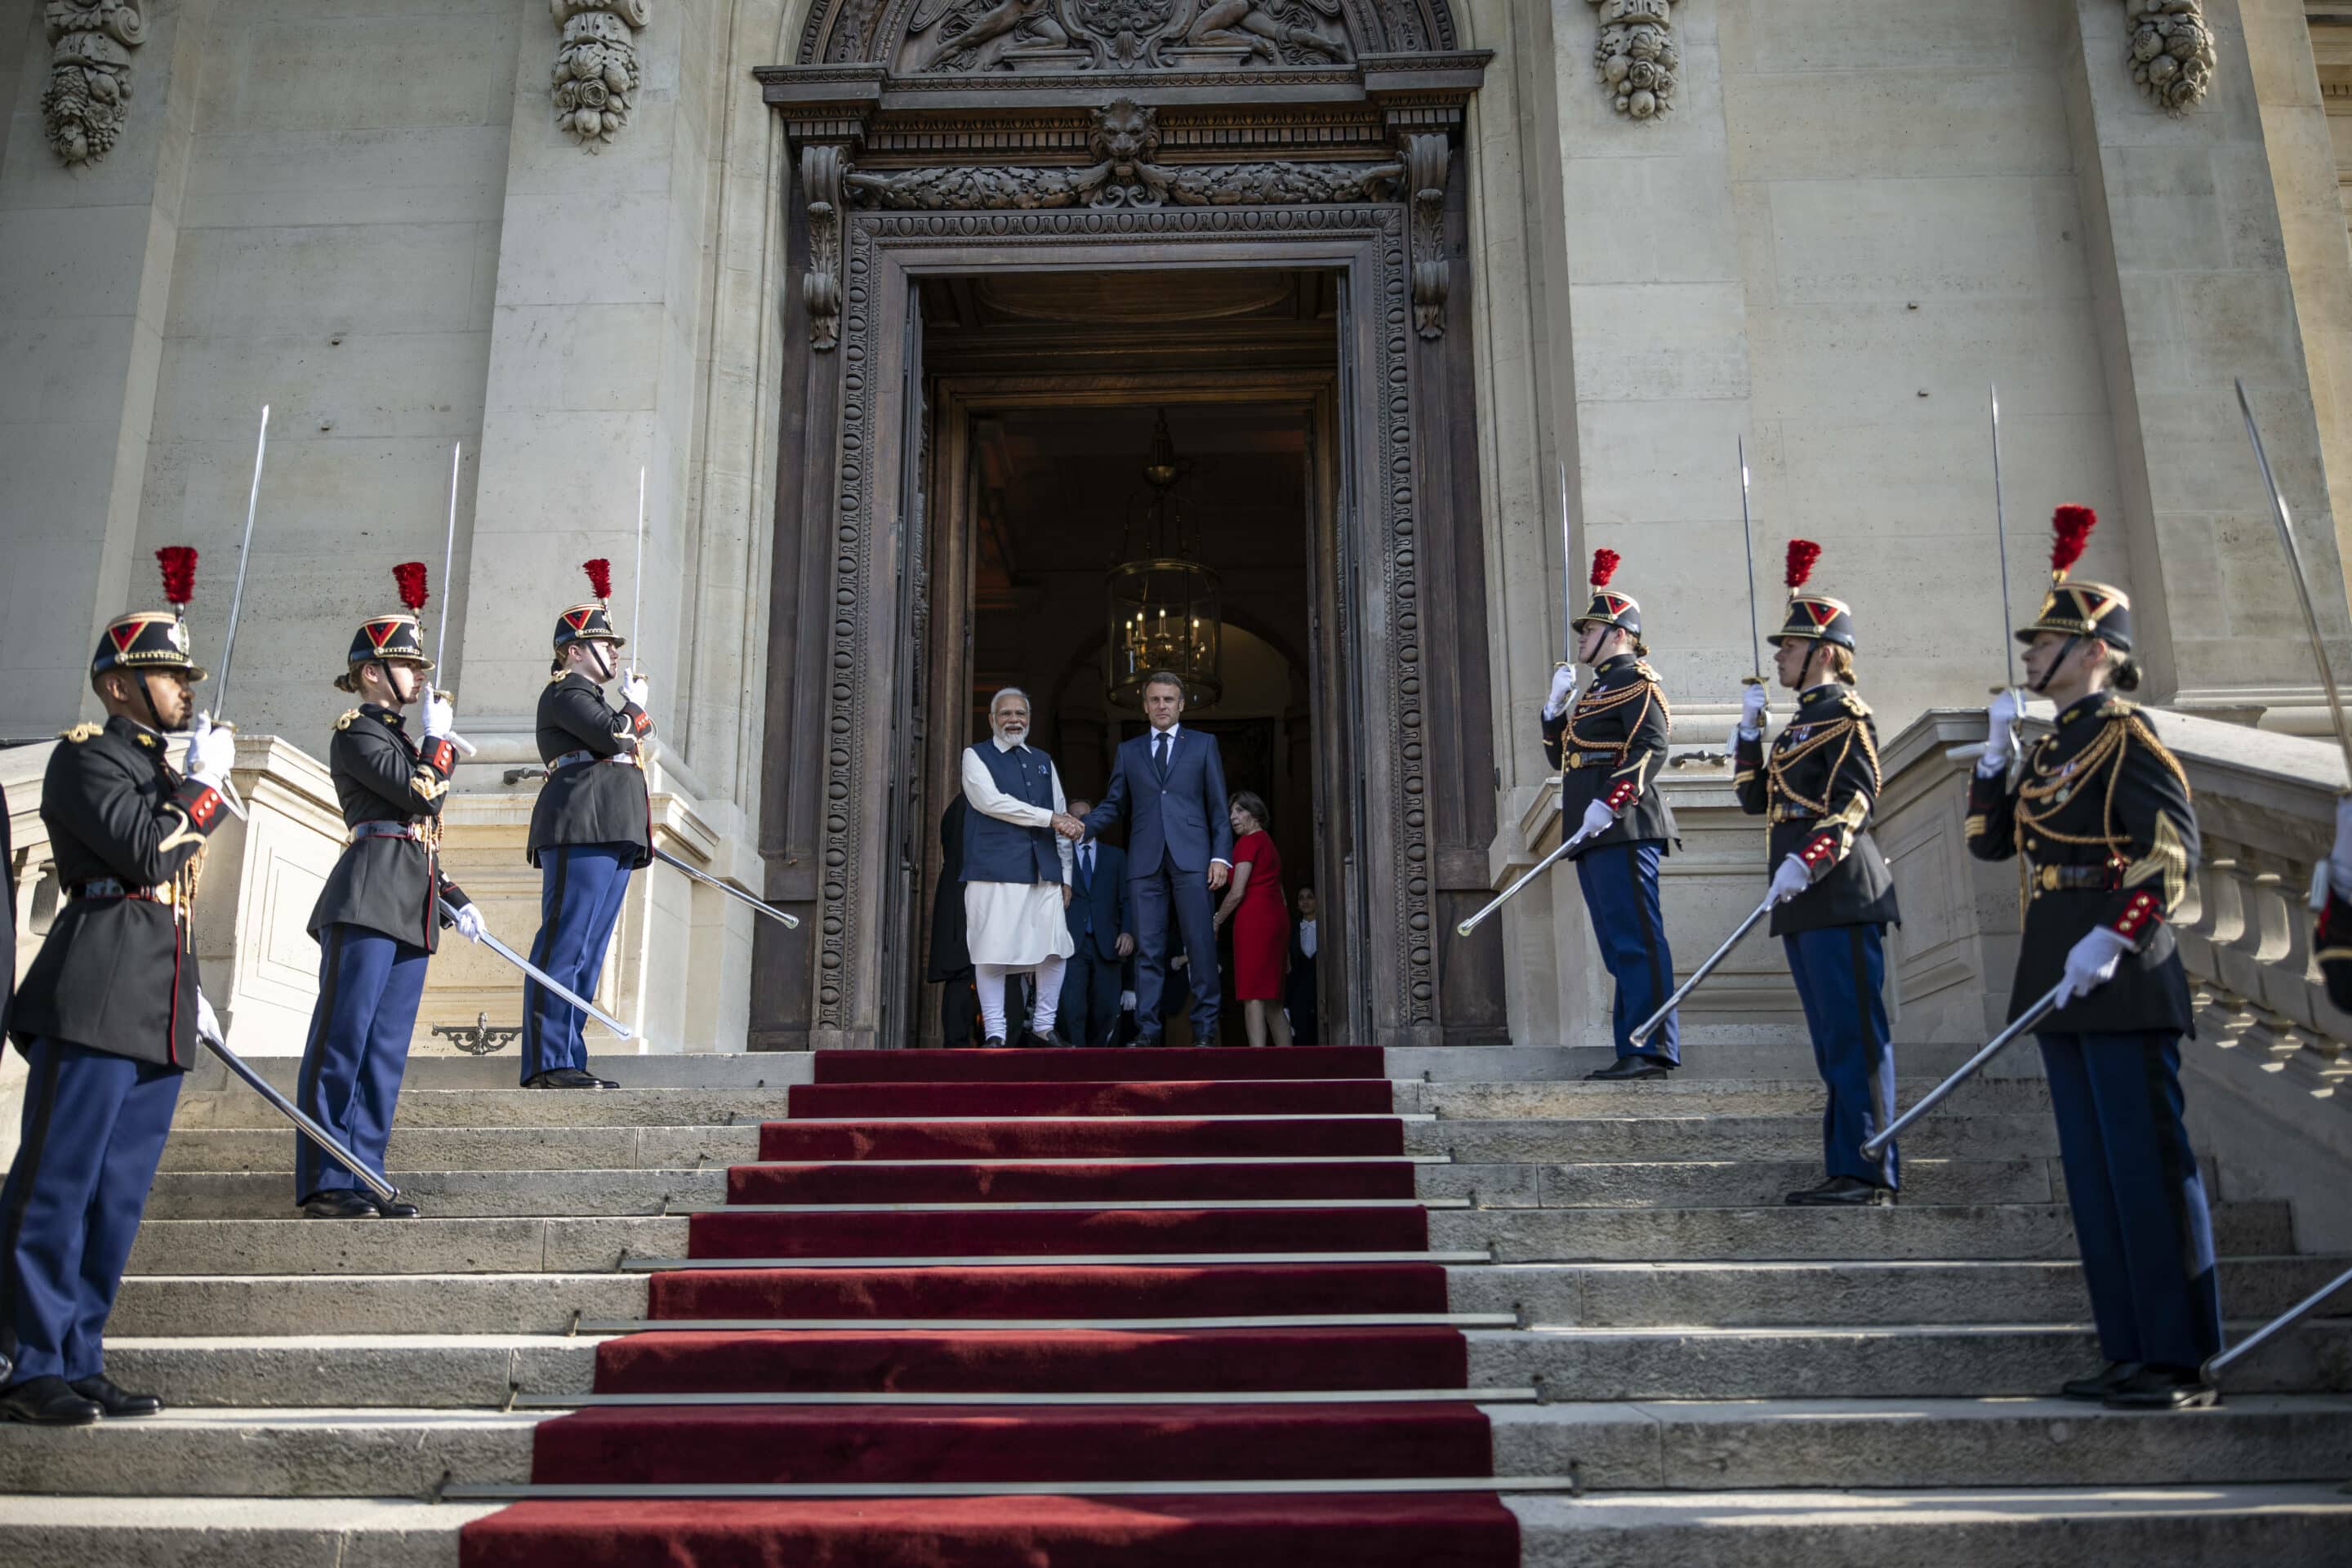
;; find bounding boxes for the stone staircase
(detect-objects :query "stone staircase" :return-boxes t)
[1,1046,2348,1564]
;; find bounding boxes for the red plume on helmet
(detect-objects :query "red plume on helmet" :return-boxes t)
[583,558,612,602]
[1784,539,1822,595]
[2049,506,2096,582]
[392,561,429,612]
[156,546,197,610]
[1589,548,1621,589]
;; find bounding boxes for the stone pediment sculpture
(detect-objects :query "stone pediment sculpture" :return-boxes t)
[796,0,1457,72]
[842,99,1405,209]
[43,0,145,166]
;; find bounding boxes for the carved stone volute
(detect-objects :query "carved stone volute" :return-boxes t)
[43,0,145,167]
[802,144,850,351]
[1404,132,1448,338]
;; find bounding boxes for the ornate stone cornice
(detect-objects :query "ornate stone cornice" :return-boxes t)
[43,0,144,167]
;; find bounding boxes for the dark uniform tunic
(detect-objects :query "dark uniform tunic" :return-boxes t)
[294,704,471,1202]
[1542,653,1681,1064]
[1735,682,1902,1187]
[5,717,229,1388]
[1964,690,2218,1372]
[307,704,470,949]
[2318,893,2352,1016]
[1541,653,1677,854]
[527,672,653,868]
[1732,683,1900,938]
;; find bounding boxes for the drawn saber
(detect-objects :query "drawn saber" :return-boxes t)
[1737,438,1763,687]
[2235,379,2352,783]
[1627,896,1775,1049]
[194,404,273,824]
[202,1030,399,1205]
[1557,459,1575,664]
[653,845,800,929]
[442,898,635,1039]
[630,466,646,683]
[1457,822,1603,937]
[432,441,476,759]
[1860,981,2065,1161]
[2202,1262,2352,1385]
[1990,386,2020,691]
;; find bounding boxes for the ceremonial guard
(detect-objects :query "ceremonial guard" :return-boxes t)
[1734,541,1903,1206]
[521,559,652,1089]
[1967,506,2220,1410]
[294,564,483,1218]
[2,550,237,1424]
[1541,549,1681,1080]
[2316,798,2352,1016]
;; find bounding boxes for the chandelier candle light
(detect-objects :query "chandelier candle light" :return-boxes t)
[1106,408,1221,709]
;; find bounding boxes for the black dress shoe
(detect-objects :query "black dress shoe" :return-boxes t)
[525,1068,618,1089]
[2104,1364,2220,1410]
[300,1191,381,1220]
[372,1194,422,1219]
[69,1374,163,1418]
[1784,1175,1896,1207]
[1587,1055,1672,1081]
[982,1036,1007,1049]
[0,1376,103,1426]
[1027,1030,1071,1049]
[2060,1360,2144,1401]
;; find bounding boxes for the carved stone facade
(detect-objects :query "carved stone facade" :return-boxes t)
[1585,0,1674,121]
[551,0,648,147]
[42,0,144,167]
[802,0,1455,72]
[2126,1,2218,114]
[802,144,849,350]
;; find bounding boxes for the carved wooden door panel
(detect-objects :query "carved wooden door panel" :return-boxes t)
[1304,385,1359,1045]
[878,301,931,1047]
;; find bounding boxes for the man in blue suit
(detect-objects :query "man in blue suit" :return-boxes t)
[1057,797,1132,1047]
[1073,673,1234,1045]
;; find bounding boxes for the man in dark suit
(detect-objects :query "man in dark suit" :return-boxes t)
[1058,797,1130,1047]
[927,796,980,1048]
[1073,672,1233,1046]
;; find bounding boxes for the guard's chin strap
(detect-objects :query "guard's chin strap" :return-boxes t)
[587,643,616,684]
[2029,635,2078,697]
[133,672,167,734]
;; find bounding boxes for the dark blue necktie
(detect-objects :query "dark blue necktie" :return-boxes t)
[1152,730,1170,781]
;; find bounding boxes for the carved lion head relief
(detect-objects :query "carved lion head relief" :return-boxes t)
[1089,96,1161,174]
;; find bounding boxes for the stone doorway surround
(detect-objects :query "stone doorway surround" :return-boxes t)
[751,2,1503,1050]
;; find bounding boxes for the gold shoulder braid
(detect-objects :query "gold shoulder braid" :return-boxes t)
[1764,715,1860,816]
[334,710,361,732]
[59,722,101,743]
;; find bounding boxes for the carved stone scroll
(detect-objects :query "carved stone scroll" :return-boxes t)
[803,145,849,351]
[903,0,1352,75]
[1585,0,1675,122]
[552,0,649,148]
[2125,2,2217,116]
[43,0,145,167]
[1405,133,1448,338]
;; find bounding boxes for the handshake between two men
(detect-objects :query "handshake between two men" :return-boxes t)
[1048,809,1230,890]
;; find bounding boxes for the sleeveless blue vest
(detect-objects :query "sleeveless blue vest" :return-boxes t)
[961,742,1062,884]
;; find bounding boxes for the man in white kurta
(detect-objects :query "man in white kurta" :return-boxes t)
[960,688,1077,1046]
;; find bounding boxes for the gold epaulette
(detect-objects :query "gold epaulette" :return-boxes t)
[334,710,361,732]
[1630,661,1662,684]
[59,722,101,742]
[1838,689,1873,719]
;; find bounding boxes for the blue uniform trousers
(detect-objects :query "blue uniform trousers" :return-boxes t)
[1782,924,1899,1187]
[1059,947,1124,1048]
[295,925,428,1201]
[1130,850,1221,1040]
[522,843,634,1081]
[0,1037,180,1385]
[1574,840,1678,1066]
[2037,1030,2221,1370]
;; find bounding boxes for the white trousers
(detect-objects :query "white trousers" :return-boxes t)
[975,956,1067,1044]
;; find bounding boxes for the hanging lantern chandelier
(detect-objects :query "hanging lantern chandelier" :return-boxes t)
[1105,408,1222,710]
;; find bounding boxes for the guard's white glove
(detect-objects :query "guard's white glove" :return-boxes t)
[195,990,225,1049]
[621,675,651,710]
[2330,795,2352,900]
[1981,688,2020,773]
[452,903,487,944]
[1767,854,1813,906]
[1574,799,1616,844]
[1543,664,1578,720]
[421,690,455,740]
[1120,991,1138,1013]
[1738,683,1769,737]
[2056,926,2134,1006]
[184,712,237,788]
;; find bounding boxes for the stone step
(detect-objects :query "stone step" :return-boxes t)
[1508,1483,2352,1567]
[110,1272,651,1338]
[1399,1078,2052,1120]
[1448,1256,2350,1330]
[143,1156,2060,1222]
[2,1396,2346,1503]
[103,1334,599,1408]
[159,1124,764,1174]
[170,1087,809,1131]
[1434,1200,2295,1265]
[126,1215,690,1276]
[1409,1115,2063,1163]
[1428,1158,2058,1210]
[1465,1321,2352,1401]
[0,1497,488,1567]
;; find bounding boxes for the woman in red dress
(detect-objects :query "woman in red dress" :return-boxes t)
[1214,791,1293,1046]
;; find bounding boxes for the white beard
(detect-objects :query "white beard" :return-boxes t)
[996,724,1028,746]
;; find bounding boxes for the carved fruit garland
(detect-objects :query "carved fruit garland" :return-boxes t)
[1587,0,1675,121]
[552,0,649,148]
[44,0,145,167]
[2125,1,2216,116]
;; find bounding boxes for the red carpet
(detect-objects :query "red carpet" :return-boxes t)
[461,1051,1518,1567]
